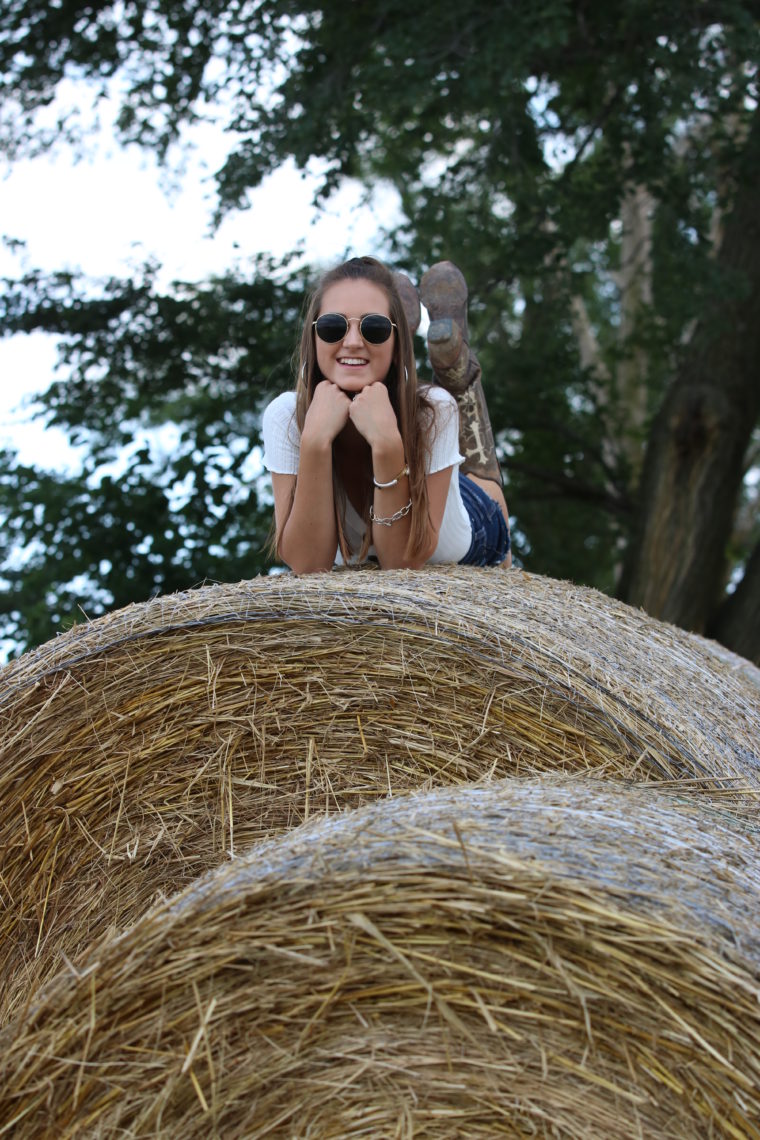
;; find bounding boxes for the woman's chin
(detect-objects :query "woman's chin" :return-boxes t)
[331,372,373,392]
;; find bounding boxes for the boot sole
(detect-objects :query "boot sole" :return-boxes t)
[419,261,469,327]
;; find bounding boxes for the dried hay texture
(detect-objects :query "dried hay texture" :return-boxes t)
[1,567,759,1024]
[1,779,760,1139]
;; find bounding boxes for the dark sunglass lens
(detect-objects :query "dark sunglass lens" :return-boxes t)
[315,314,348,342]
[360,315,393,344]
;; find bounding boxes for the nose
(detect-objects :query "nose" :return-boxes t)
[342,317,365,347]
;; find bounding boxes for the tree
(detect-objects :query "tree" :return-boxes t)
[0,259,306,649]
[621,106,760,633]
[1,0,759,661]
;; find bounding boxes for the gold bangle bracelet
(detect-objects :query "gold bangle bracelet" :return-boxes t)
[373,463,409,489]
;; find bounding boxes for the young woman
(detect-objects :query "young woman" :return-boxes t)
[262,255,511,573]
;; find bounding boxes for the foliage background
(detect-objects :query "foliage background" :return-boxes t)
[1,0,758,661]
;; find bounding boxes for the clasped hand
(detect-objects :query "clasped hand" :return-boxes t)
[305,380,400,449]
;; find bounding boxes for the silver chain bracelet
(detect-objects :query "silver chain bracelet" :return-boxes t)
[370,499,413,526]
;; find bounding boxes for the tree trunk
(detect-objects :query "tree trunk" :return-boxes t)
[621,106,760,633]
[610,180,654,482]
[708,539,760,665]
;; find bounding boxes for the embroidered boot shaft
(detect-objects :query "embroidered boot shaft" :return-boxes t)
[420,261,503,486]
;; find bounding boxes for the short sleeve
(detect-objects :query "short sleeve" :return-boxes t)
[424,386,464,475]
[262,391,300,474]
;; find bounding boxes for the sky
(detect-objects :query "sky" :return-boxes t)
[0,102,402,471]
[0,86,412,660]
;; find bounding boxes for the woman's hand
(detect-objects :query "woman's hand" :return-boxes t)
[348,382,401,450]
[301,380,352,447]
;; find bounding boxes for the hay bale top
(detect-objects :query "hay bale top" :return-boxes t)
[2,567,759,783]
[3,778,760,1139]
[129,776,760,962]
[3,565,759,692]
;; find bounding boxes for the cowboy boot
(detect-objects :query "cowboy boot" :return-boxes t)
[420,261,503,486]
[392,270,421,336]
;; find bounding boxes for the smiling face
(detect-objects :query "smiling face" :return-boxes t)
[315,279,396,394]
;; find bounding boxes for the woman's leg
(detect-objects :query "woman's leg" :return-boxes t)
[420,261,511,548]
[392,270,422,335]
[463,473,512,566]
[465,472,510,516]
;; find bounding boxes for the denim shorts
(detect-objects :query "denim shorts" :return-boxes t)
[458,471,511,566]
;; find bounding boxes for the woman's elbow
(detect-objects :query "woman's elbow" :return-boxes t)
[292,561,335,575]
[278,541,335,575]
[379,535,438,571]
[280,552,335,575]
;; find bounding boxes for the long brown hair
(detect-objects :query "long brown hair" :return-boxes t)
[294,256,433,563]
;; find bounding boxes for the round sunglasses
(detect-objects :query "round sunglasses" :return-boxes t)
[313,313,396,345]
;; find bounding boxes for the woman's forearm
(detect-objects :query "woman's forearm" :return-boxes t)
[369,439,435,569]
[278,437,339,572]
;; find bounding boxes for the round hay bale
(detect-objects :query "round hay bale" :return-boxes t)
[1,568,758,1022]
[1,779,759,1138]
